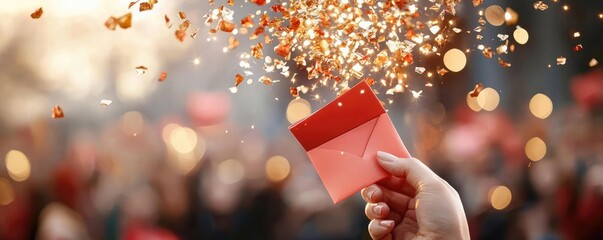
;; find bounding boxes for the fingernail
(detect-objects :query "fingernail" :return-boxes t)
[366,188,375,200]
[372,204,383,215]
[379,220,394,228]
[377,151,397,162]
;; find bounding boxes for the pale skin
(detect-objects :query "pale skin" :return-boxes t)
[362,152,470,240]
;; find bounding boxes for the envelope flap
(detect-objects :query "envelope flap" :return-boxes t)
[317,117,378,157]
[290,81,385,151]
[363,113,411,160]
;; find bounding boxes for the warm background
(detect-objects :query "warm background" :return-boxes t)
[1,0,603,239]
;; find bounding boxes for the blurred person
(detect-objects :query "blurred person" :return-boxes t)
[362,152,470,240]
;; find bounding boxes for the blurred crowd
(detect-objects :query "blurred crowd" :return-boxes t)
[1,69,602,240]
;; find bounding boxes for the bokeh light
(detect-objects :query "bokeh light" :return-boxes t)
[5,149,31,182]
[119,111,144,136]
[513,27,529,45]
[0,178,15,206]
[169,127,198,154]
[529,93,553,119]
[466,92,482,112]
[286,98,312,124]
[265,155,291,182]
[476,87,500,111]
[217,159,245,184]
[489,185,512,210]
[485,5,506,26]
[443,48,467,72]
[525,137,547,161]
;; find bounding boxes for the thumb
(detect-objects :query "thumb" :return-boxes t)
[377,151,440,190]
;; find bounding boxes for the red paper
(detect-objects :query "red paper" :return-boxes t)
[290,81,410,203]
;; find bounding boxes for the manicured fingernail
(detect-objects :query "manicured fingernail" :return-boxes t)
[377,151,397,162]
[379,220,394,228]
[372,204,383,215]
[366,188,375,199]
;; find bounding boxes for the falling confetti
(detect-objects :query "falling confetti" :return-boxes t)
[556,57,566,65]
[100,99,113,107]
[158,72,167,82]
[105,12,132,30]
[51,105,64,118]
[589,58,598,67]
[135,66,148,76]
[30,7,43,19]
[469,83,484,97]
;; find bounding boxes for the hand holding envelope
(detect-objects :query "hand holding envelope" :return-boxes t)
[290,81,410,203]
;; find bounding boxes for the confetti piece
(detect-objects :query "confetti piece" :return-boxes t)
[51,105,64,118]
[30,7,43,19]
[175,30,186,42]
[128,1,140,9]
[164,15,172,28]
[219,20,236,32]
[415,67,426,74]
[235,74,244,86]
[573,32,581,38]
[139,2,153,12]
[117,13,132,29]
[469,83,484,97]
[498,58,511,68]
[589,58,598,67]
[533,1,548,11]
[472,0,483,7]
[290,87,299,97]
[178,11,186,19]
[411,90,423,99]
[158,72,167,82]
[574,44,583,52]
[556,57,566,65]
[100,99,113,107]
[135,66,148,76]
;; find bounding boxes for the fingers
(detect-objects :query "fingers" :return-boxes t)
[377,152,441,190]
[368,219,394,240]
[362,185,413,217]
[377,176,417,197]
[365,202,389,220]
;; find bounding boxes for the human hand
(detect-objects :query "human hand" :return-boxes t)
[361,152,470,240]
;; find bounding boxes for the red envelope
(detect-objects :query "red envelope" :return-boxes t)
[289,81,410,203]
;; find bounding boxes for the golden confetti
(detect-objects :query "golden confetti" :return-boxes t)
[135,66,148,76]
[51,105,64,118]
[589,58,599,67]
[100,99,113,107]
[250,42,263,59]
[290,87,298,97]
[158,72,167,82]
[175,29,186,42]
[219,20,236,32]
[235,74,244,86]
[498,58,511,67]
[574,44,583,52]
[473,0,483,7]
[178,11,186,19]
[139,2,153,12]
[533,1,548,11]
[228,36,239,49]
[165,15,172,28]
[30,7,43,19]
[469,83,484,97]
[556,57,566,65]
[117,13,133,29]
